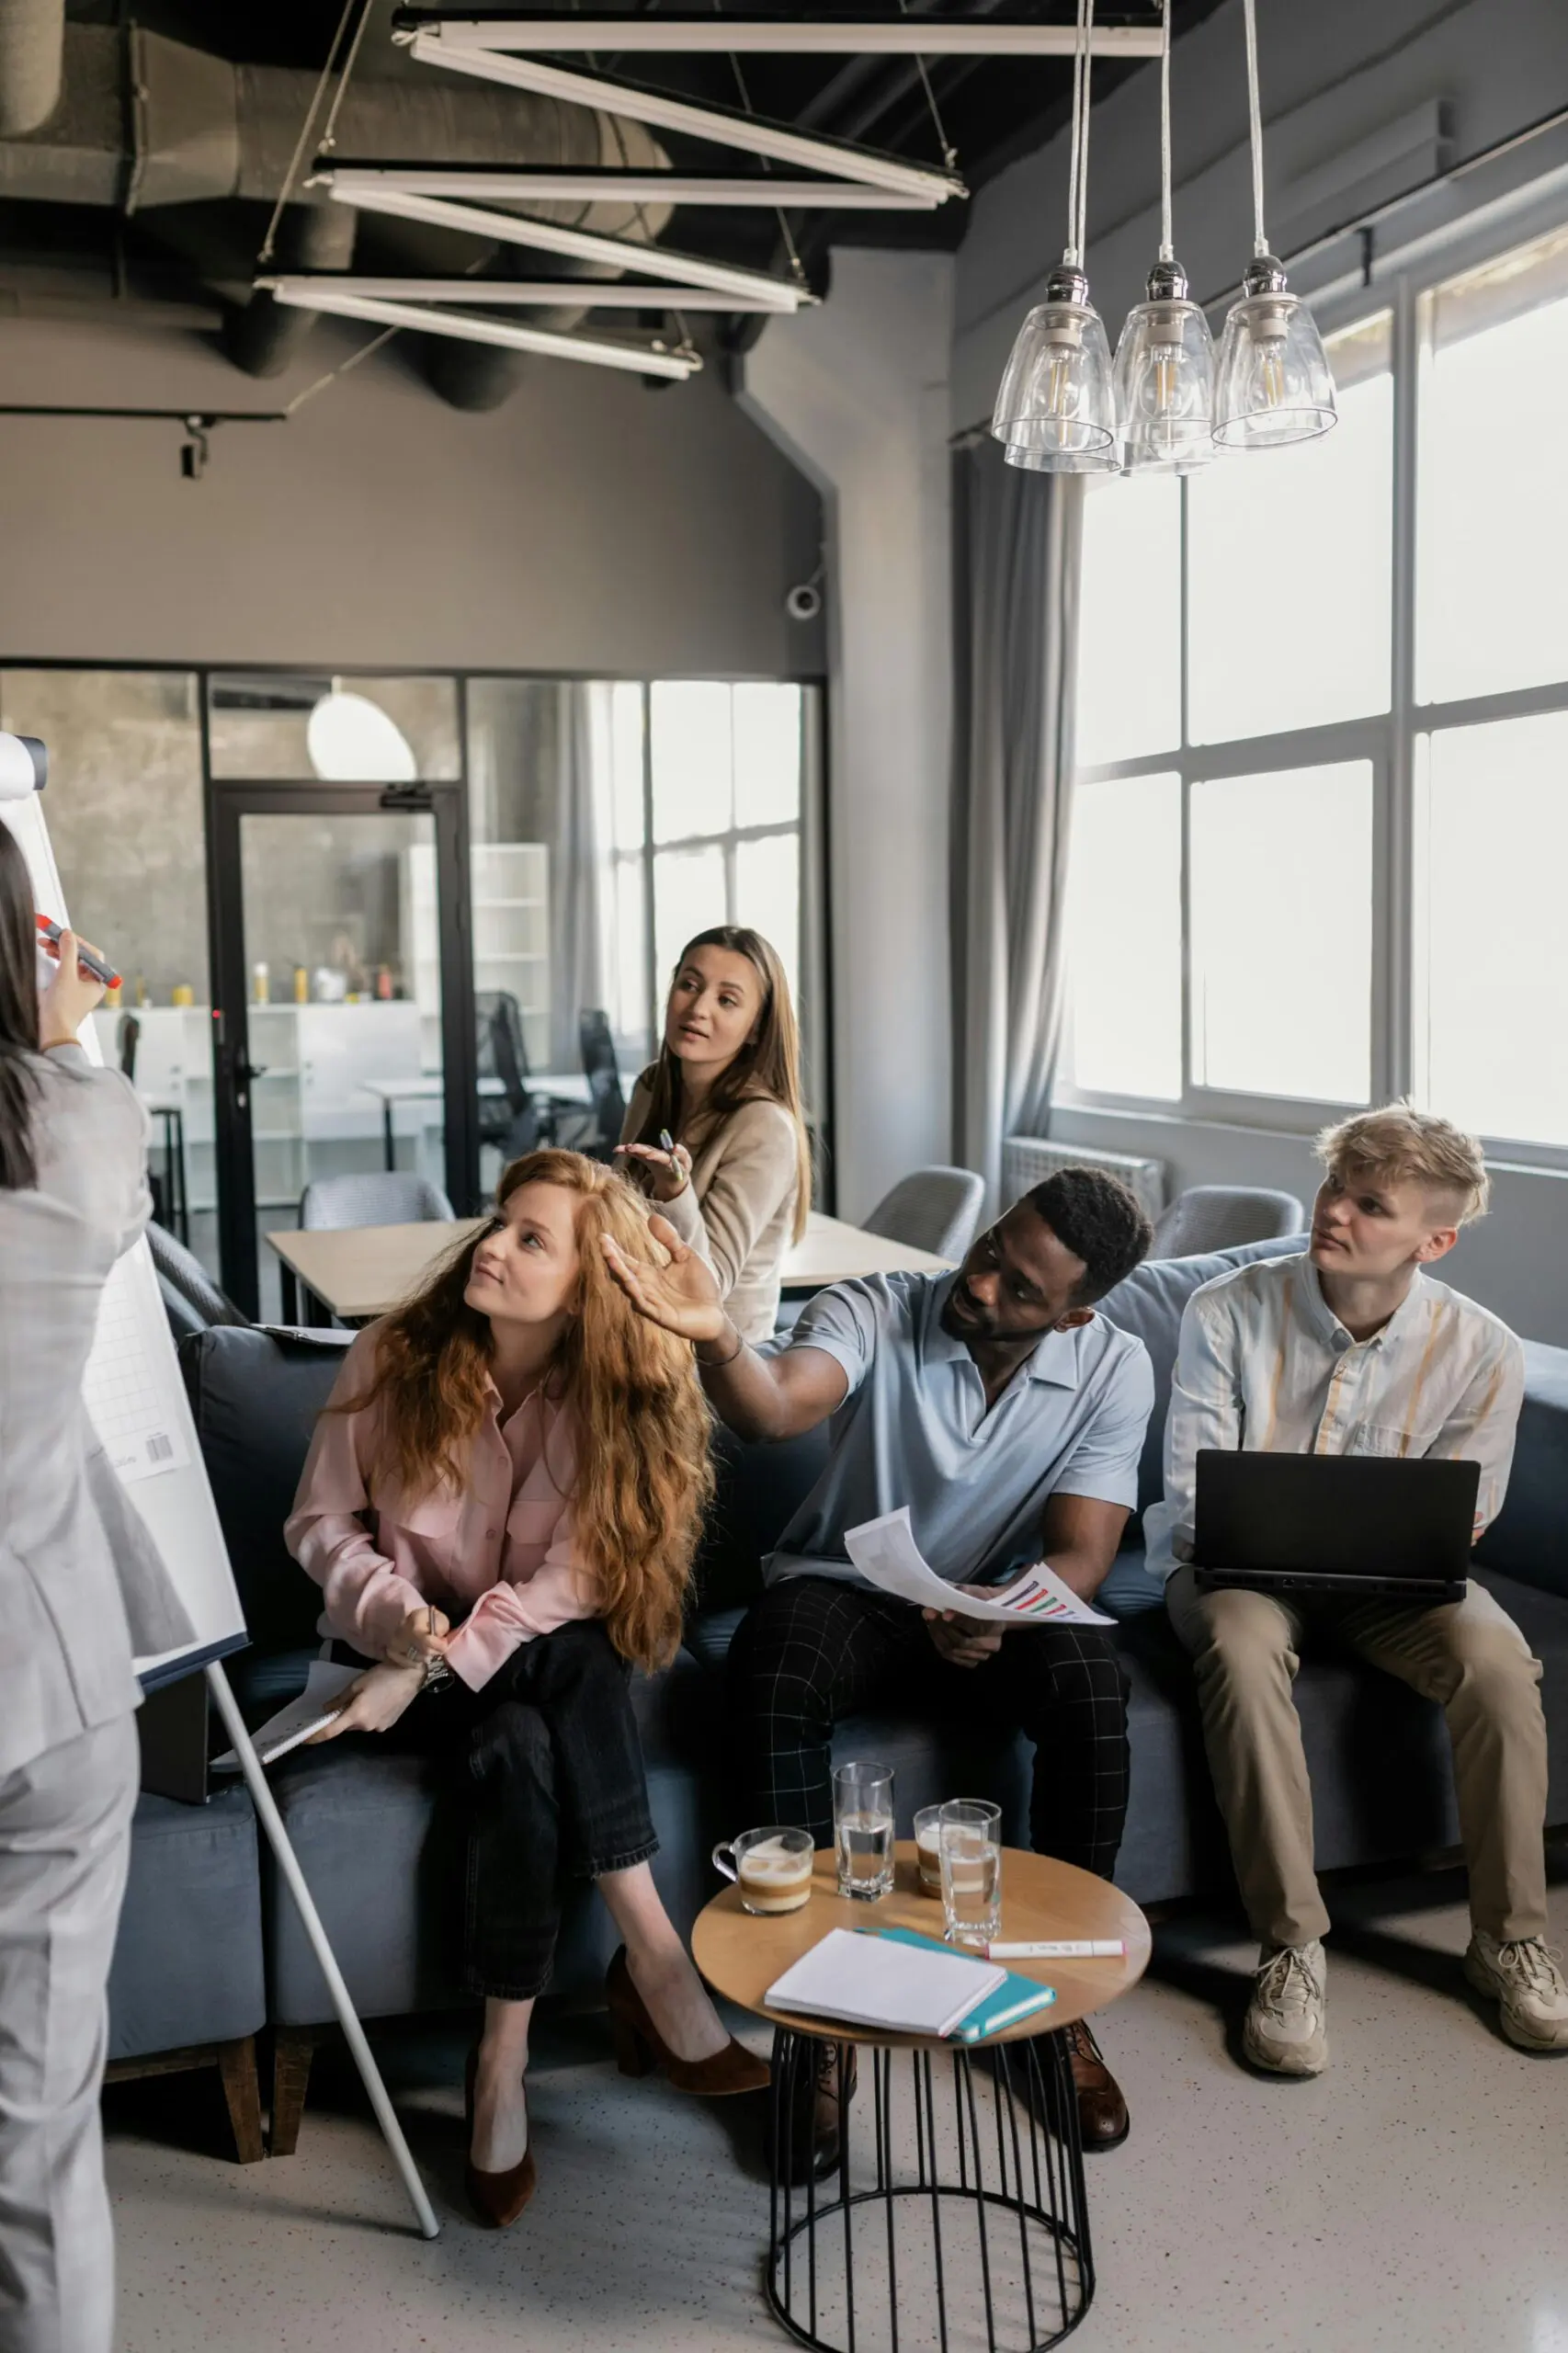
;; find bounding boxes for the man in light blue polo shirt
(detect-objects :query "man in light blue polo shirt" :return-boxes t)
[604,1165,1155,2163]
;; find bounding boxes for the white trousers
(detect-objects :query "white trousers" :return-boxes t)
[0,1715,139,2353]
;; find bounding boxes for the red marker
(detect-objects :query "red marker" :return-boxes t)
[36,915,120,991]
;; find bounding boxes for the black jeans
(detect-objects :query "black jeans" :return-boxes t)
[335,1619,657,2000]
[725,1577,1131,1883]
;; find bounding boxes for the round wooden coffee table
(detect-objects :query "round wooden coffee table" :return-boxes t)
[693,1843,1149,2353]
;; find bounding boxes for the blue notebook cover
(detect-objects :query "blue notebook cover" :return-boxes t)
[863,1927,1057,2042]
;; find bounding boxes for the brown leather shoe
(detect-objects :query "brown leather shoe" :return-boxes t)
[464,2047,539,2229]
[776,2037,858,2185]
[1061,2019,1129,2152]
[606,1948,771,2097]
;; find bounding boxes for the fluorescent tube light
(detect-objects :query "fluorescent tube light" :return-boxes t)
[316,165,941,211]
[402,35,964,200]
[398,13,1164,59]
[261,275,800,313]
[267,286,701,377]
[324,180,812,305]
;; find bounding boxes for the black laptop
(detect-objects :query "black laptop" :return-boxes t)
[1192,1449,1481,1603]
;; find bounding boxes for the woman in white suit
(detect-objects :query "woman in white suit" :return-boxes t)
[0,821,190,2353]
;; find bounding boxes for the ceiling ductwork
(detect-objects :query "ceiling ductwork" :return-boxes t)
[0,0,62,137]
[0,22,673,407]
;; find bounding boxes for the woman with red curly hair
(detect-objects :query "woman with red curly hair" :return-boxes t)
[286,1150,766,2229]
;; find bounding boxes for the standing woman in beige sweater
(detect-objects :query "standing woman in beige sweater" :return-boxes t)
[618,925,811,1342]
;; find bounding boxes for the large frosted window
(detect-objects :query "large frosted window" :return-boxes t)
[1189,763,1373,1105]
[1063,773,1181,1099]
[1414,712,1568,1145]
[1187,316,1392,745]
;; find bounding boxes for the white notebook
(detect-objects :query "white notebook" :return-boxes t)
[766,1927,1006,2039]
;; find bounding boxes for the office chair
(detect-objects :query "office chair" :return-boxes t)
[1149,1185,1306,1259]
[862,1166,986,1262]
[477,992,542,1163]
[548,1007,626,1162]
[147,1221,251,1344]
[299,1174,457,1230]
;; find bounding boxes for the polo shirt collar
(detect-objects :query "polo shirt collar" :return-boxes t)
[923,1275,1083,1388]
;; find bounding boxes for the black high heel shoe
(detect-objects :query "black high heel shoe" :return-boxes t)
[464,2045,538,2228]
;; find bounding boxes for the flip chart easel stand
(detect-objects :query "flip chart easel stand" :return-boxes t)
[206,1665,440,2240]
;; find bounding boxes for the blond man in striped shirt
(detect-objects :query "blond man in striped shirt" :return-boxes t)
[1150,1106,1566,2073]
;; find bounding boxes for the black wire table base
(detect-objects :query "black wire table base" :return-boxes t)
[766,2029,1094,2353]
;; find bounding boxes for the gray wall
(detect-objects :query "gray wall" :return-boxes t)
[0,312,825,676]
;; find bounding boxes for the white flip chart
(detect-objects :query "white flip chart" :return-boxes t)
[2,786,248,1688]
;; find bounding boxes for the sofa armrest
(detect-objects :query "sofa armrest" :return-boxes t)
[1473,1340,1568,1602]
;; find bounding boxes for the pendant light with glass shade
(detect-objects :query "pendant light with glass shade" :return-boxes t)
[990,0,1118,473]
[1112,0,1214,472]
[1212,0,1336,448]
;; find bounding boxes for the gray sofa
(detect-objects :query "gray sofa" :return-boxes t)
[131,1236,1568,2142]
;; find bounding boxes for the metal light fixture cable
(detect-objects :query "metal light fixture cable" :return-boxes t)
[257,0,359,267]
[1158,0,1174,263]
[1242,0,1267,257]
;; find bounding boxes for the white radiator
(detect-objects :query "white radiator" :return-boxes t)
[1001,1135,1169,1224]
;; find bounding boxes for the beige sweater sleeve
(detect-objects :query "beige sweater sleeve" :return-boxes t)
[681,1100,799,1299]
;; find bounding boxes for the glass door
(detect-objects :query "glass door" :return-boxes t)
[209,781,476,1318]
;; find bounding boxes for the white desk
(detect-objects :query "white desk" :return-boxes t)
[360,1072,597,1168]
[267,1209,952,1326]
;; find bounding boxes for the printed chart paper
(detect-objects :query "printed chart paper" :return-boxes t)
[83,1248,192,1484]
[844,1506,1114,1627]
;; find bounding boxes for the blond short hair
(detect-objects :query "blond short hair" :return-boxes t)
[1315,1103,1490,1226]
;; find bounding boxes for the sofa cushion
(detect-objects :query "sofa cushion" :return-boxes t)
[693,1418,832,1614]
[109,1786,265,2060]
[181,1324,352,1652]
[1095,1233,1308,1518]
[1475,1340,1568,1603]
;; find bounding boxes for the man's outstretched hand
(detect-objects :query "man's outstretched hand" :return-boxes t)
[601,1214,729,1347]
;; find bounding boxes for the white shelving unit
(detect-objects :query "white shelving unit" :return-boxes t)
[91,1004,218,1212]
[402,841,551,1073]
[94,1000,426,1213]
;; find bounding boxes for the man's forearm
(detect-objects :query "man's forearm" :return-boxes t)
[695,1317,792,1441]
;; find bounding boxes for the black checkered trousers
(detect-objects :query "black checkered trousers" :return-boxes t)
[725,1576,1131,1881]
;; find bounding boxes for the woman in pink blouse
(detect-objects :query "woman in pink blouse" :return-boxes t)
[287,1149,767,2229]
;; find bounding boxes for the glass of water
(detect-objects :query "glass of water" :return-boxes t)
[833,1760,895,1901]
[938,1799,1003,1948]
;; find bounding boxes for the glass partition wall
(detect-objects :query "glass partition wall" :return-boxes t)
[0,666,826,1315]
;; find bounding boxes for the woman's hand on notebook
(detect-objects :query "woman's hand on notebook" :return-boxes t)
[305,1661,424,1742]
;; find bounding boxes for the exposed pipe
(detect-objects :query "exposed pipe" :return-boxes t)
[0,0,62,137]
[0,24,676,407]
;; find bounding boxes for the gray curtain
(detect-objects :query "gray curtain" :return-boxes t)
[949,437,1085,1206]
[544,683,614,1073]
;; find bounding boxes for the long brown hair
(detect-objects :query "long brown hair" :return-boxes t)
[0,823,43,1189]
[335,1150,713,1673]
[635,924,811,1242]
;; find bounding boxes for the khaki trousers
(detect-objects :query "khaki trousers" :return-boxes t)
[1165,1567,1550,1949]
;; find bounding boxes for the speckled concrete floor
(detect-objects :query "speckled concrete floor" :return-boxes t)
[106,1865,1568,2353]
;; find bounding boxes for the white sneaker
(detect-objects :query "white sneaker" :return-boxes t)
[1244,1939,1328,2075]
[1464,1933,1568,2052]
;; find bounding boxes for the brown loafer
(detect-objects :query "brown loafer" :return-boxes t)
[1061,2019,1129,2152]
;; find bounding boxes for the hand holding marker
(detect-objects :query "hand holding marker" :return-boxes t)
[36,915,119,990]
